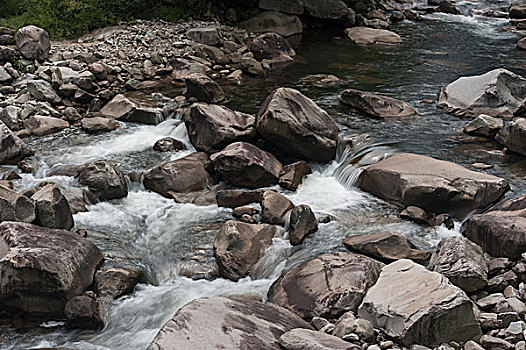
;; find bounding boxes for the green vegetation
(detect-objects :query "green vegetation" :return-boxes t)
[0,0,204,39]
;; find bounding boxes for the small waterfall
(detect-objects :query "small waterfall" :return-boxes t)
[333,134,399,189]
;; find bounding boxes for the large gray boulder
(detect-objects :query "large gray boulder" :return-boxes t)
[437,68,526,118]
[359,153,509,219]
[280,328,359,350]
[25,115,69,136]
[268,251,384,320]
[0,222,103,319]
[239,11,303,37]
[31,184,74,230]
[345,27,402,45]
[340,89,417,118]
[0,185,36,224]
[185,103,256,154]
[214,220,279,281]
[15,25,50,61]
[427,236,488,293]
[464,114,503,137]
[464,209,526,260]
[343,232,431,265]
[143,152,215,197]
[496,118,526,156]
[77,160,128,201]
[211,142,283,188]
[303,0,348,19]
[257,88,339,162]
[358,259,482,347]
[147,297,313,350]
[259,0,304,14]
[0,121,33,165]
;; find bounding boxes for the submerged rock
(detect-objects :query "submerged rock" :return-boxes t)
[358,259,482,347]
[437,68,526,118]
[214,220,279,281]
[257,87,339,162]
[144,152,215,197]
[268,251,384,320]
[359,153,509,219]
[340,88,417,118]
[185,103,256,154]
[147,297,312,350]
[343,232,431,264]
[0,222,103,320]
[211,142,283,188]
[344,27,402,45]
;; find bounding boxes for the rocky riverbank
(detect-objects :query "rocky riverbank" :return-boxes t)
[3,1,526,349]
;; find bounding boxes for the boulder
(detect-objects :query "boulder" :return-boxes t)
[96,266,142,299]
[27,80,62,105]
[261,190,295,225]
[216,189,263,208]
[279,161,312,191]
[339,89,417,118]
[289,204,318,245]
[358,259,482,347]
[259,0,304,14]
[211,142,283,188]
[511,2,526,19]
[359,153,509,219]
[184,73,225,103]
[249,33,296,61]
[0,222,103,319]
[77,160,128,201]
[400,206,429,225]
[143,152,215,197]
[64,295,104,330]
[343,232,431,265]
[31,184,74,230]
[25,115,69,136]
[345,27,402,45]
[153,137,186,152]
[464,211,526,260]
[185,103,256,154]
[437,68,526,118]
[214,220,279,281]
[268,251,384,320]
[0,106,21,131]
[427,236,488,293]
[0,185,36,224]
[304,0,348,19]
[257,88,339,162]
[99,94,135,119]
[0,121,33,165]
[147,297,313,350]
[240,54,266,75]
[15,25,50,61]
[279,328,359,350]
[496,118,526,156]
[186,27,220,46]
[100,94,164,125]
[464,114,504,137]
[0,66,11,84]
[239,11,303,37]
[332,312,375,341]
[81,117,119,134]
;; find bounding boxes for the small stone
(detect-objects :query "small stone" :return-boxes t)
[342,333,360,342]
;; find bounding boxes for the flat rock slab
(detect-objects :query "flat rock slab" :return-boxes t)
[345,27,402,45]
[147,297,313,350]
[340,89,417,118]
[343,232,431,264]
[437,68,526,118]
[358,259,482,347]
[268,251,384,320]
[359,153,509,219]
[0,222,103,319]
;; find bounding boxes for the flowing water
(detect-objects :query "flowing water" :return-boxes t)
[3,2,526,349]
